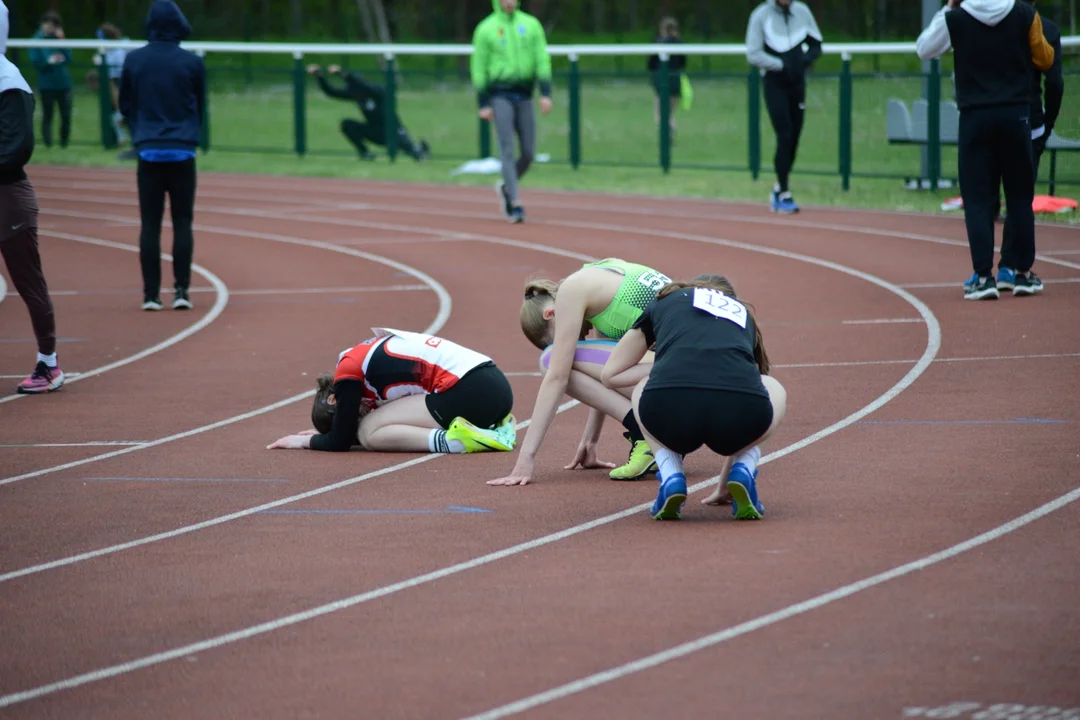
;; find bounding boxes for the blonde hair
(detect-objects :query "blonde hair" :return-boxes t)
[311,373,336,433]
[520,278,560,350]
[657,274,771,375]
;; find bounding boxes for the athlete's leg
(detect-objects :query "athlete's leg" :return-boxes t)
[632,379,691,520]
[356,395,443,452]
[702,375,788,506]
[541,339,657,479]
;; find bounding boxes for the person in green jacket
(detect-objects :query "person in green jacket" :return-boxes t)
[27,11,72,148]
[470,0,553,224]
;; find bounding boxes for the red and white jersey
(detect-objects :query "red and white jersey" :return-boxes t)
[333,328,492,409]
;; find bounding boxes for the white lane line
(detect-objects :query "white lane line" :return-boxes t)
[0,204,943,709]
[0,232,451,485]
[902,277,1080,288]
[38,285,428,297]
[0,400,580,584]
[0,441,145,448]
[842,318,923,325]
[462,487,1080,720]
[0,232,229,407]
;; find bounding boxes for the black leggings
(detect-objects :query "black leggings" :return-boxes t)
[341,119,422,159]
[958,104,1036,277]
[999,132,1048,271]
[40,89,72,148]
[763,74,806,193]
[425,363,514,430]
[137,158,196,296]
[637,387,773,457]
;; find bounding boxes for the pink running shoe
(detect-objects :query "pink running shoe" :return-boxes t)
[15,361,65,394]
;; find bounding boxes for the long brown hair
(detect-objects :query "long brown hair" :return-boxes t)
[656,274,771,374]
[311,373,336,433]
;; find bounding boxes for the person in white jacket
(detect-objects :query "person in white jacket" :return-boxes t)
[916,0,1054,301]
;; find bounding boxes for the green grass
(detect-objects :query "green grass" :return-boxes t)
[26,62,1080,221]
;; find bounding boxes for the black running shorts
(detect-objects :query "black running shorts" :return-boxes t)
[425,362,514,430]
[637,387,773,457]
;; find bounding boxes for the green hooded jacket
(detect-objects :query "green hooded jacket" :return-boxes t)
[27,28,73,91]
[470,0,552,108]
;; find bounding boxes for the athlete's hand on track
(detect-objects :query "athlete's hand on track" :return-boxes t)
[701,485,733,506]
[487,458,535,486]
[266,433,312,449]
[564,444,616,471]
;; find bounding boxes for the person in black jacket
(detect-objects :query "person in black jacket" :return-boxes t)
[917,0,1055,301]
[307,64,430,162]
[646,17,687,143]
[119,0,205,312]
[994,0,1064,292]
[0,0,63,394]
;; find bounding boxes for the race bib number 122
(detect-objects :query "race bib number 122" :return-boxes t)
[692,287,748,328]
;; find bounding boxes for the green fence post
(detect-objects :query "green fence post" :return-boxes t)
[293,53,307,157]
[748,69,761,181]
[96,49,117,150]
[658,55,671,174]
[199,51,210,153]
[384,53,398,162]
[839,53,853,191]
[927,58,941,192]
[569,53,581,169]
[479,107,491,158]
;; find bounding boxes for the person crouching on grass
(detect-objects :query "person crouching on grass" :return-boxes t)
[1,0,64,394]
[601,274,788,521]
[267,328,517,454]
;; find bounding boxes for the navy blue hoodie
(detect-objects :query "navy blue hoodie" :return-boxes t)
[118,0,205,153]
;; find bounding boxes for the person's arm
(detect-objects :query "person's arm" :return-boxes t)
[313,73,353,101]
[601,308,653,388]
[1044,29,1064,133]
[308,380,365,451]
[916,6,952,60]
[487,277,591,486]
[192,56,206,132]
[1028,12,1055,73]
[0,90,35,177]
[470,22,491,109]
[118,58,135,131]
[344,71,384,101]
[534,19,553,101]
[746,9,784,72]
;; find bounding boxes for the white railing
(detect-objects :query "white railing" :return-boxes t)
[8,37,1080,59]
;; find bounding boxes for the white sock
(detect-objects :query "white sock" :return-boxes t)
[37,352,57,368]
[654,448,684,481]
[733,445,761,473]
[428,429,465,454]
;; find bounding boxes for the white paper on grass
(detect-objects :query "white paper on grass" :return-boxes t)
[449,154,551,176]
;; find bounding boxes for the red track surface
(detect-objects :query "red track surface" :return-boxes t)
[1,167,1079,720]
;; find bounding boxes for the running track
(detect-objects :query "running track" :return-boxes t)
[1,167,1078,720]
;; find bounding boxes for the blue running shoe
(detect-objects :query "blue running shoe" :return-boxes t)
[727,463,765,521]
[771,190,799,214]
[996,267,1016,291]
[650,472,688,521]
[963,272,979,293]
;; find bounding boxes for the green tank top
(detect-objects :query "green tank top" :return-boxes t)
[582,258,672,339]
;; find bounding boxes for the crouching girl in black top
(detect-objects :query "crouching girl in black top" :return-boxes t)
[601,274,788,521]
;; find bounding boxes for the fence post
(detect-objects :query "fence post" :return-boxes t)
[658,54,671,174]
[198,50,210,153]
[839,53,852,191]
[748,69,761,180]
[384,53,398,162]
[293,52,306,157]
[569,53,581,170]
[927,58,941,192]
[95,49,117,150]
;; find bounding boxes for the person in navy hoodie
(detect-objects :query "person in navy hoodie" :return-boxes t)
[119,0,205,311]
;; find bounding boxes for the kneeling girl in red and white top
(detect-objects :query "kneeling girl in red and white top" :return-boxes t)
[267,328,517,453]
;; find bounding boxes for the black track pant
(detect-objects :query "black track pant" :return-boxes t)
[0,180,56,356]
[137,158,196,297]
[999,133,1048,271]
[40,88,72,148]
[341,119,422,159]
[958,104,1035,277]
[763,74,805,193]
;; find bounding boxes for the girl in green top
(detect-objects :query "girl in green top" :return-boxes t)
[487,258,673,487]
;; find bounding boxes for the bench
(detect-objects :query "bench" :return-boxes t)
[887,98,1080,196]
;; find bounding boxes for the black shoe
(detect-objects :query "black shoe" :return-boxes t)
[963,275,1000,301]
[1012,271,1044,297]
[142,295,163,311]
[173,287,193,310]
[510,205,525,224]
[495,181,513,218]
